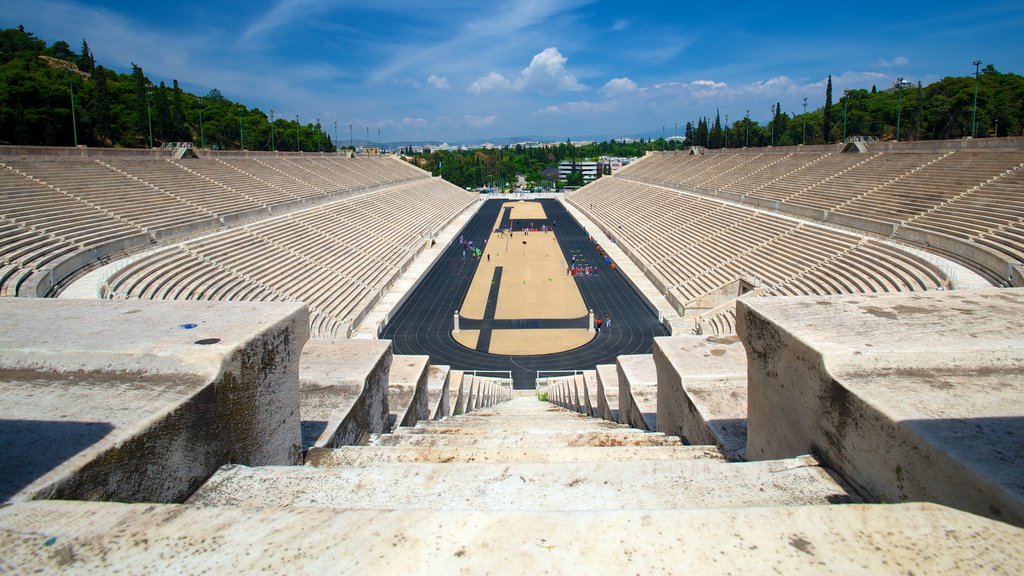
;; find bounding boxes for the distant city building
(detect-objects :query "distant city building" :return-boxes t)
[558,160,599,183]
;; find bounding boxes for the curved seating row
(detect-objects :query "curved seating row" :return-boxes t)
[570,177,946,313]
[105,178,477,338]
[616,149,1024,284]
[0,154,433,297]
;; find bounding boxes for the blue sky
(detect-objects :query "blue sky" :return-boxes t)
[3,1,1022,142]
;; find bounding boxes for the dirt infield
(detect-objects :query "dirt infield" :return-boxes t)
[453,201,592,355]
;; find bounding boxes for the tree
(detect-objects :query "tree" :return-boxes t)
[90,65,112,144]
[567,170,584,187]
[823,75,834,143]
[78,39,94,73]
[130,63,149,145]
[171,79,185,140]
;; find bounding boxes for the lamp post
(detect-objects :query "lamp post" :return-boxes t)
[316,118,321,152]
[349,124,353,149]
[802,97,807,145]
[296,115,300,151]
[745,109,750,147]
[725,114,729,148]
[146,89,154,148]
[378,128,381,152]
[971,59,982,138]
[895,77,904,142]
[198,98,205,149]
[66,69,78,147]
[270,109,276,151]
[366,126,370,154]
[239,109,244,151]
[770,104,776,147]
[334,121,338,151]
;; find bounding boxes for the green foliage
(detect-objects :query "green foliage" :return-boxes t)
[537,392,548,401]
[0,26,334,150]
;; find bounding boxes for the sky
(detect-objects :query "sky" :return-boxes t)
[3,1,1022,143]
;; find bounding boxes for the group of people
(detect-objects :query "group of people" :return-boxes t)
[594,313,613,333]
[568,265,598,277]
[460,236,485,259]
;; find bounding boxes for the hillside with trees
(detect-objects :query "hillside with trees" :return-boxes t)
[2,25,1021,190]
[0,26,335,151]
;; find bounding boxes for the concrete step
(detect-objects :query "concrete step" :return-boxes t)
[305,445,727,466]
[393,420,638,432]
[189,455,854,510]
[4,501,1020,573]
[366,430,684,448]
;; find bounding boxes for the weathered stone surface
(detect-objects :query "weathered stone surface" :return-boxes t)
[3,501,1020,574]
[190,454,851,510]
[305,445,726,466]
[595,364,619,421]
[367,430,682,448]
[738,288,1024,526]
[389,355,430,429]
[654,335,748,460]
[617,355,657,431]
[427,365,451,420]
[0,299,308,503]
[299,339,390,450]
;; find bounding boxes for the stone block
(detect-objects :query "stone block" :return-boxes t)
[739,289,1024,526]
[654,335,748,460]
[0,299,307,503]
[616,355,657,431]
[299,339,391,450]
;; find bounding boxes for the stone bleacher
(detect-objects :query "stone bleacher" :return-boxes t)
[568,174,948,326]
[104,177,476,338]
[613,147,1024,286]
[0,150,446,298]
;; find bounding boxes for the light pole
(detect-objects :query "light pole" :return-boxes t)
[770,104,776,147]
[725,114,729,148]
[146,90,154,148]
[296,115,300,151]
[334,121,338,150]
[66,69,78,147]
[198,98,205,149]
[349,124,353,149]
[239,109,245,150]
[745,110,750,147]
[895,77,904,142]
[971,59,982,138]
[366,126,370,154]
[802,97,808,145]
[316,118,321,152]
[270,109,276,151]
[378,128,381,151]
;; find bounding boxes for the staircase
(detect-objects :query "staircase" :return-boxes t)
[190,397,855,510]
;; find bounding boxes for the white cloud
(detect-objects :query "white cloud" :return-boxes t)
[537,100,613,115]
[517,47,586,92]
[601,77,638,96]
[879,56,909,67]
[468,72,513,95]
[468,47,586,95]
[464,114,498,128]
[427,74,450,90]
[403,117,429,127]
[611,19,630,32]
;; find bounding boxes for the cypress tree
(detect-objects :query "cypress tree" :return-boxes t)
[91,65,112,144]
[78,39,94,73]
[823,75,833,143]
[171,79,185,141]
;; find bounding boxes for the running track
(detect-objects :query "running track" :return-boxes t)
[382,198,668,387]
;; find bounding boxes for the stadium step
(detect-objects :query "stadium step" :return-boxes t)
[189,456,853,511]
[192,397,854,511]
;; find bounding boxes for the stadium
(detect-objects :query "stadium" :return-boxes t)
[2,137,1022,570]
